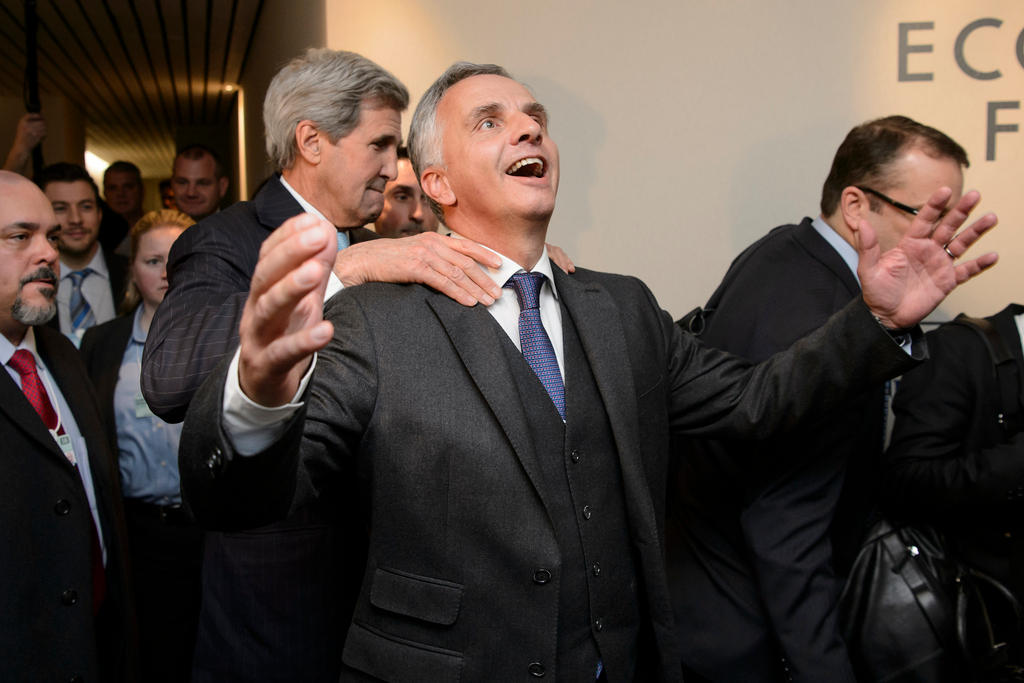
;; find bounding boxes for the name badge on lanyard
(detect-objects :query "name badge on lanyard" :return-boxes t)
[38,366,76,465]
[134,392,155,419]
[52,429,76,465]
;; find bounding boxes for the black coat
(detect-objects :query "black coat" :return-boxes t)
[667,218,895,682]
[0,325,137,682]
[885,304,1024,597]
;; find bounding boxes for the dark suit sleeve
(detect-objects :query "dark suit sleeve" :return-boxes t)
[885,324,1024,519]
[141,218,259,423]
[179,289,377,530]
[662,292,919,440]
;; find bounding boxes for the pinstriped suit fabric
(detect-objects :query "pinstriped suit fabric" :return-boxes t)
[139,175,378,681]
[141,176,379,424]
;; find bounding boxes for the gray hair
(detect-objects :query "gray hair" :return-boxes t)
[407,63,512,220]
[264,48,409,171]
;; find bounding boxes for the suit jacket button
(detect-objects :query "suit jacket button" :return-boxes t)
[570,449,581,463]
[61,589,78,606]
[532,568,551,584]
[54,499,71,515]
[206,448,223,471]
[69,675,84,683]
[528,662,546,677]
[582,505,592,520]
[594,617,603,632]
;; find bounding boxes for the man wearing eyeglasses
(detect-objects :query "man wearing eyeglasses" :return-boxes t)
[668,116,971,682]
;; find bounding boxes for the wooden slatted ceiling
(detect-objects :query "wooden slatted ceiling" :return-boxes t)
[0,0,265,177]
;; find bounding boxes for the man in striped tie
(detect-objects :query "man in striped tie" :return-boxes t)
[180,62,998,681]
[36,162,129,346]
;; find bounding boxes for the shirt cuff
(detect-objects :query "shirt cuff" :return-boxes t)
[325,272,343,301]
[871,314,914,355]
[221,347,316,455]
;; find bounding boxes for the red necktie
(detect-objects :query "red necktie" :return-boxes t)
[7,349,61,432]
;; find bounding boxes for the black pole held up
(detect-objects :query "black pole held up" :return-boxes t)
[24,0,43,174]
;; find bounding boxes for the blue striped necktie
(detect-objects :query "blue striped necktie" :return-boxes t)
[68,268,95,331]
[505,271,565,419]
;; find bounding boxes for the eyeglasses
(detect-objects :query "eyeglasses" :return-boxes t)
[855,186,919,216]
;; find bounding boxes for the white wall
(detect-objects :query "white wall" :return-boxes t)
[326,0,1024,321]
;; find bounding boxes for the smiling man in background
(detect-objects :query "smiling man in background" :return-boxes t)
[171,144,229,221]
[36,162,128,346]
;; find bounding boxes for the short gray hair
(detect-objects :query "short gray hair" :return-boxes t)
[264,48,409,171]
[407,62,512,220]
[407,62,512,179]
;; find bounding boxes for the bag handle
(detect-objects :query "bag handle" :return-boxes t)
[881,527,957,652]
[957,568,1024,672]
[951,314,1022,437]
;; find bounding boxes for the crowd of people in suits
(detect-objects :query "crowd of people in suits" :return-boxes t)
[0,46,1019,683]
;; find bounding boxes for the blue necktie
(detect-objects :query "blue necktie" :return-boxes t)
[68,268,95,331]
[505,272,565,419]
[336,230,350,251]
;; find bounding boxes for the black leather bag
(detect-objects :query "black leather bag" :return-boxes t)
[839,519,1024,682]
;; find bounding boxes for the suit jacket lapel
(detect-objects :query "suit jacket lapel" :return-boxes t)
[793,217,861,296]
[553,268,662,532]
[2,332,80,465]
[0,362,66,461]
[36,327,123,543]
[255,175,305,230]
[425,293,554,510]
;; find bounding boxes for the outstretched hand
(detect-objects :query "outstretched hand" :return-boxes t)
[237,214,337,407]
[857,187,998,329]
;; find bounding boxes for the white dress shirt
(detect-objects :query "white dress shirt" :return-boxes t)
[278,175,347,300]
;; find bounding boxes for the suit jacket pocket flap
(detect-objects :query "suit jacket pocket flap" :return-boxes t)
[370,567,463,625]
[344,621,463,682]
